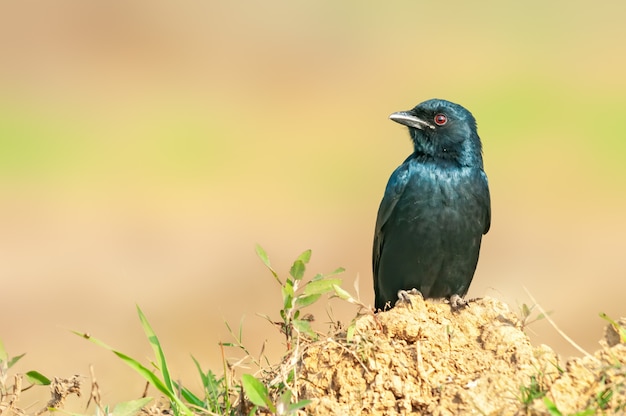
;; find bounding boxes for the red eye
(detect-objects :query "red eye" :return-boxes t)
[434,113,447,126]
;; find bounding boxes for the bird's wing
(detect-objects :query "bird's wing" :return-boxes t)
[373,160,412,283]
[479,170,491,234]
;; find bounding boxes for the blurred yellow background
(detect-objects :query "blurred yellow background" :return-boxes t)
[1,0,625,409]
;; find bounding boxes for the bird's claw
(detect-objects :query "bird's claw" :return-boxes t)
[449,294,480,311]
[396,288,422,307]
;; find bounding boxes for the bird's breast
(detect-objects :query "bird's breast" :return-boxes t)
[398,163,485,228]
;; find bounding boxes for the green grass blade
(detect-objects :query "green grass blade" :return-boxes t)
[191,355,225,411]
[7,353,26,369]
[25,370,50,385]
[72,330,117,350]
[175,381,205,408]
[111,398,154,416]
[72,330,193,416]
[191,354,210,390]
[111,350,173,399]
[111,350,193,416]
[289,399,312,412]
[136,306,174,392]
[542,398,563,416]
[74,331,171,396]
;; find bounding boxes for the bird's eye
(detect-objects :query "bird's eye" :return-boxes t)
[434,113,448,126]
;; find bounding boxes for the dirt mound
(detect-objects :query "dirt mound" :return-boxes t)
[291,295,625,415]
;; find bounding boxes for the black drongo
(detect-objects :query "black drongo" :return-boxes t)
[373,99,491,310]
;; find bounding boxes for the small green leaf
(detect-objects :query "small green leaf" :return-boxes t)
[25,371,51,385]
[241,374,274,411]
[328,267,345,276]
[292,319,316,338]
[311,267,344,282]
[295,294,321,308]
[284,278,295,297]
[255,244,271,268]
[296,249,312,264]
[346,322,357,342]
[282,289,294,311]
[304,278,342,296]
[332,284,353,301]
[311,273,324,281]
[256,244,280,283]
[290,260,306,281]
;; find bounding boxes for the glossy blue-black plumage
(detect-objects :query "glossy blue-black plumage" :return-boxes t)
[373,99,491,310]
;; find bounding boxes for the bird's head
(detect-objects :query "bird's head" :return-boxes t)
[390,98,483,167]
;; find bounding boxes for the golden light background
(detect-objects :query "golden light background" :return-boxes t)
[1,0,625,408]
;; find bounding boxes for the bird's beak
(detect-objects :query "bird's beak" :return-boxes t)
[389,111,434,130]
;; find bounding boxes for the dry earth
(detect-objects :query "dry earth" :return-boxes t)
[256,295,625,415]
[2,296,625,416]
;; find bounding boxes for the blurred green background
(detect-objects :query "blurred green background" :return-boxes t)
[1,0,626,408]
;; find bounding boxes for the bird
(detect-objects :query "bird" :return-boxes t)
[373,98,491,311]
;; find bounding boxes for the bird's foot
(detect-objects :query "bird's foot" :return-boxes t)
[449,294,469,311]
[396,288,423,307]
